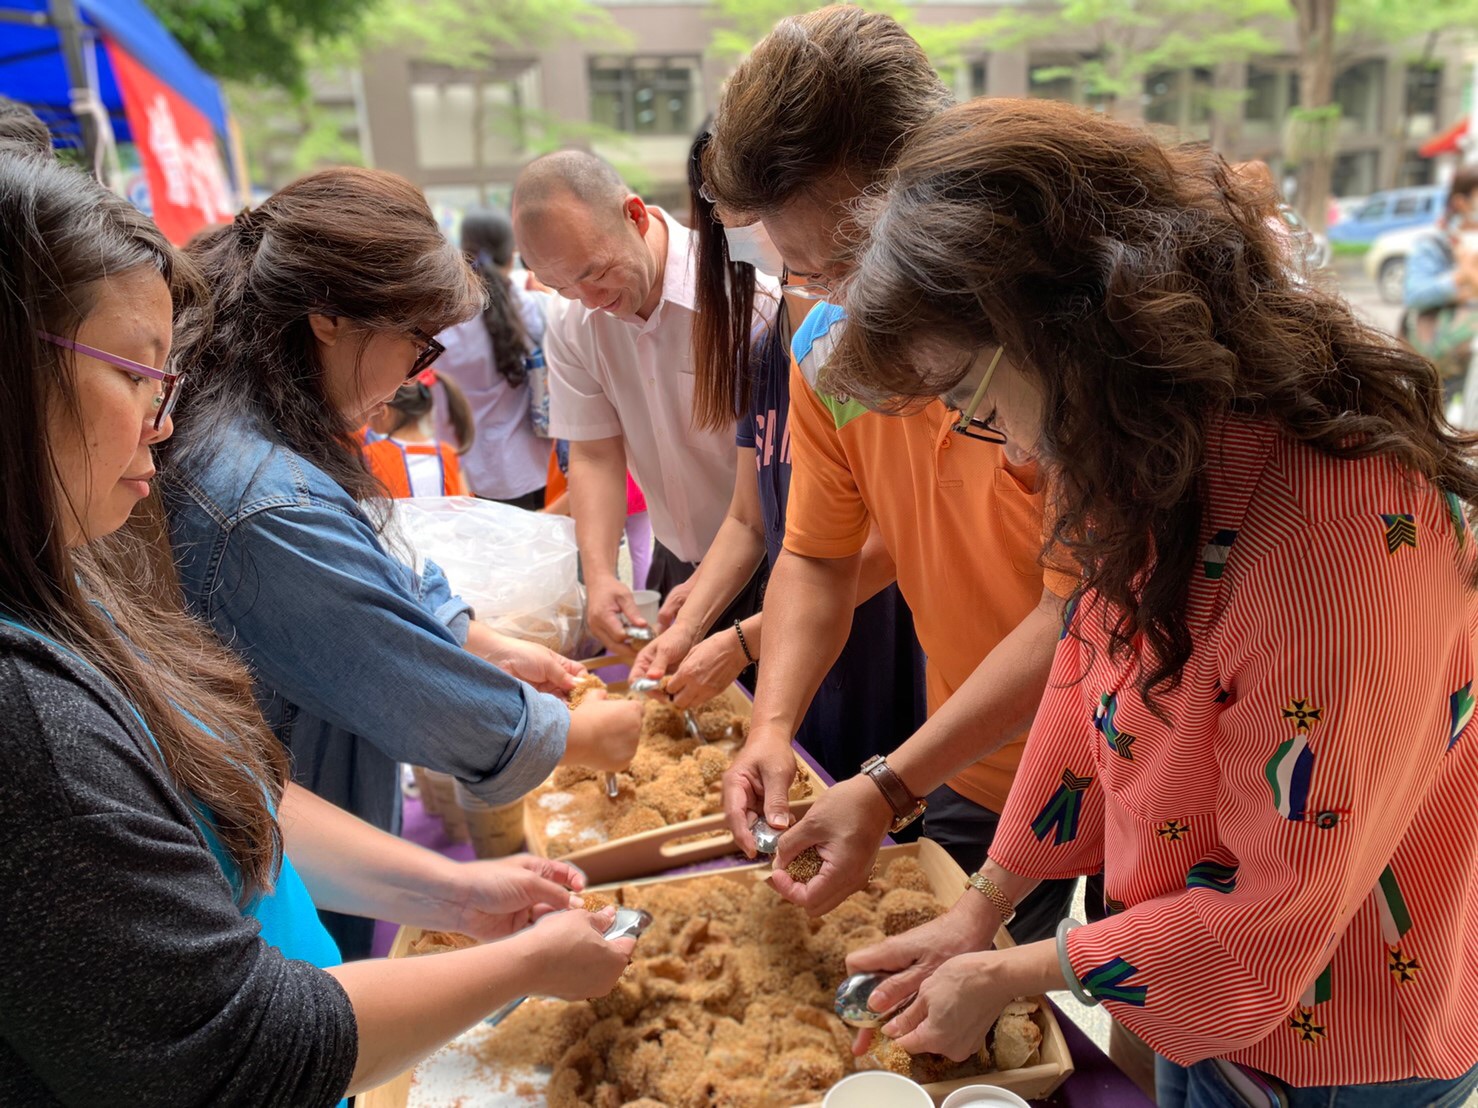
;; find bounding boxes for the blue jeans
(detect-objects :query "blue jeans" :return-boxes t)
[1157,1055,1478,1108]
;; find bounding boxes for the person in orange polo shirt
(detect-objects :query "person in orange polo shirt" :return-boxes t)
[706,4,1080,942]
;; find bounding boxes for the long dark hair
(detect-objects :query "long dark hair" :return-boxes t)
[166,167,484,503]
[380,371,475,454]
[689,126,776,430]
[829,98,1478,706]
[0,151,289,899]
[461,208,531,388]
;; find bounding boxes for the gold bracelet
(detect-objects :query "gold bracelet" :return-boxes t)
[966,871,1016,922]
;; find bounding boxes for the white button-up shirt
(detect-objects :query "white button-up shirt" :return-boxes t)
[545,211,776,563]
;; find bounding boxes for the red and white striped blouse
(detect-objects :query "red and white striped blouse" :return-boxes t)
[989,419,1478,1086]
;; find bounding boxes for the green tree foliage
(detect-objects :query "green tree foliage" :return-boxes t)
[975,0,1286,118]
[144,0,377,94]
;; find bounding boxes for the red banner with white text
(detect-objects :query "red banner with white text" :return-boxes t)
[105,41,233,244]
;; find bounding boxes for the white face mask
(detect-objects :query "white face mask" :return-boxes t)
[723,221,786,277]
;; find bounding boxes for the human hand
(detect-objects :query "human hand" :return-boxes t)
[657,578,695,632]
[521,906,635,1001]
[666,626,748,709]
[476,627,584,694]
[444,855,588,939]
[878,950,1018,1061]
[631,620,700,682]
[720,733,799,856]
[844,892,1002,1055]
[587,575,642,654]
[564,690,644,770]
[768,775,893,916]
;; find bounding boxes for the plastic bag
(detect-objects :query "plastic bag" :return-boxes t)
[387,496,585,654]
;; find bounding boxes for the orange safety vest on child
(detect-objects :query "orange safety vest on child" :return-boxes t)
[362,430,468,498]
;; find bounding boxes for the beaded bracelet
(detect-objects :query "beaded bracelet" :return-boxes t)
[733,620,756,667]
[1056,917,1101,1007]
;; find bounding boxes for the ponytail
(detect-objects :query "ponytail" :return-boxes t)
[435,372,476,455]
[381,371,477,455]
[476,260,532,388]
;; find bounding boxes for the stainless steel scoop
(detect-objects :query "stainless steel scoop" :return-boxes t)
[485,906,653,1026]
[750,816,783,856]
[833,971,914,1028]
[621,617,654,644]
[629,676,704,741]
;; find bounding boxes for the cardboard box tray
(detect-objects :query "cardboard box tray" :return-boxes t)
[522,678,827,885]
[360,839,1073,1107]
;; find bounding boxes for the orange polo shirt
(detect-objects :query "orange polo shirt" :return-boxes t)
[786,305,1074,811]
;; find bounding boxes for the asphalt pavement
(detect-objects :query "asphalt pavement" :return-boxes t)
[1329,252,1402,337]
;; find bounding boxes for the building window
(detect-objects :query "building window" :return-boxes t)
[968,59,988,100]
[1245,65,1280,124]
[939,59,989,101]
[1399,151,1436,188]
[589,56,701,135]
[1029,55,1107,111]
[1144,69,1179,126]
[409,61,538,172]
[1405,64,1442,139]
[1142,68,1213,136]
[1333,149,1379,198]
[1334,59,1385,135]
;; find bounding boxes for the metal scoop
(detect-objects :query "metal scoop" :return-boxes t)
[833,971,915,1029]
[750,816,783,856]
[485,906,653,1026]
[621,616,654,644]
[630,676,704,741]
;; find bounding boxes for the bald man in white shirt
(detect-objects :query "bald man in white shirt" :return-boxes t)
[512,150,778,655]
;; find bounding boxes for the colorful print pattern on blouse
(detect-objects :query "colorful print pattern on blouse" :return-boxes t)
[988,421,1478,1087]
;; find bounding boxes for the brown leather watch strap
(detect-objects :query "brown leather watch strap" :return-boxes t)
[862,755,919,820]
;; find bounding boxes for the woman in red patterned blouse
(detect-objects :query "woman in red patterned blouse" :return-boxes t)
[825,97,1478,1106]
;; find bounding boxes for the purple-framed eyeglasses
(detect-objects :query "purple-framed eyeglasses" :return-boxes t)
[38,331,183,431]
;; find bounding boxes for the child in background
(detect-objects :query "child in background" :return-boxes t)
[544,440,653,589]
[364,370,473,498]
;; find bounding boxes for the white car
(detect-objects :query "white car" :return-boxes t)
[1364,225,1435,305]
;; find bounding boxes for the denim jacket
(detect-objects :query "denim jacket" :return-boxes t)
[163,416,567,838]
[1404,228,1459,314]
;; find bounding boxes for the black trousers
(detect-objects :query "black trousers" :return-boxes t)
[647,540,769,691]
[480,487,546,512]
[922,783,1080,944]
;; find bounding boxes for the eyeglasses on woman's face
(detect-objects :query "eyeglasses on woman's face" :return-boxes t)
[407,328,444,378]
[781,265,835,302]
[37,331,182,431]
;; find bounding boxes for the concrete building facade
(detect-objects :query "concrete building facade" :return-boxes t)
[334,2,1470,216]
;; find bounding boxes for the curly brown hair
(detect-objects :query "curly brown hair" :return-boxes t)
[827,97,1478,705]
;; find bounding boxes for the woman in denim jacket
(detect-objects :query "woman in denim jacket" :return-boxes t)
[161,168,643,958]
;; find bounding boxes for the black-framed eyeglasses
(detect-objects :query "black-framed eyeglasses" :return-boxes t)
[408,328,444,378]
[38,331,183,431]
[781,265,833,302]
[951,346,1007,442]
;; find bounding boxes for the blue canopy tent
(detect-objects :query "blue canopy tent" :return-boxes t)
[0,0,233,180]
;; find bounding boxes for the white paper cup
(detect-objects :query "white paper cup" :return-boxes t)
[822,1071,933,1108]
[940,1085,1032,1108]
[631,588,661,630]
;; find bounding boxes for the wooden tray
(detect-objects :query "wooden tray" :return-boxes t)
[522,676,827,885]
[360,839,1073,1107]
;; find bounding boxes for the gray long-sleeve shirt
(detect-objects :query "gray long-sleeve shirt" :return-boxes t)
[0,623,356,1106]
